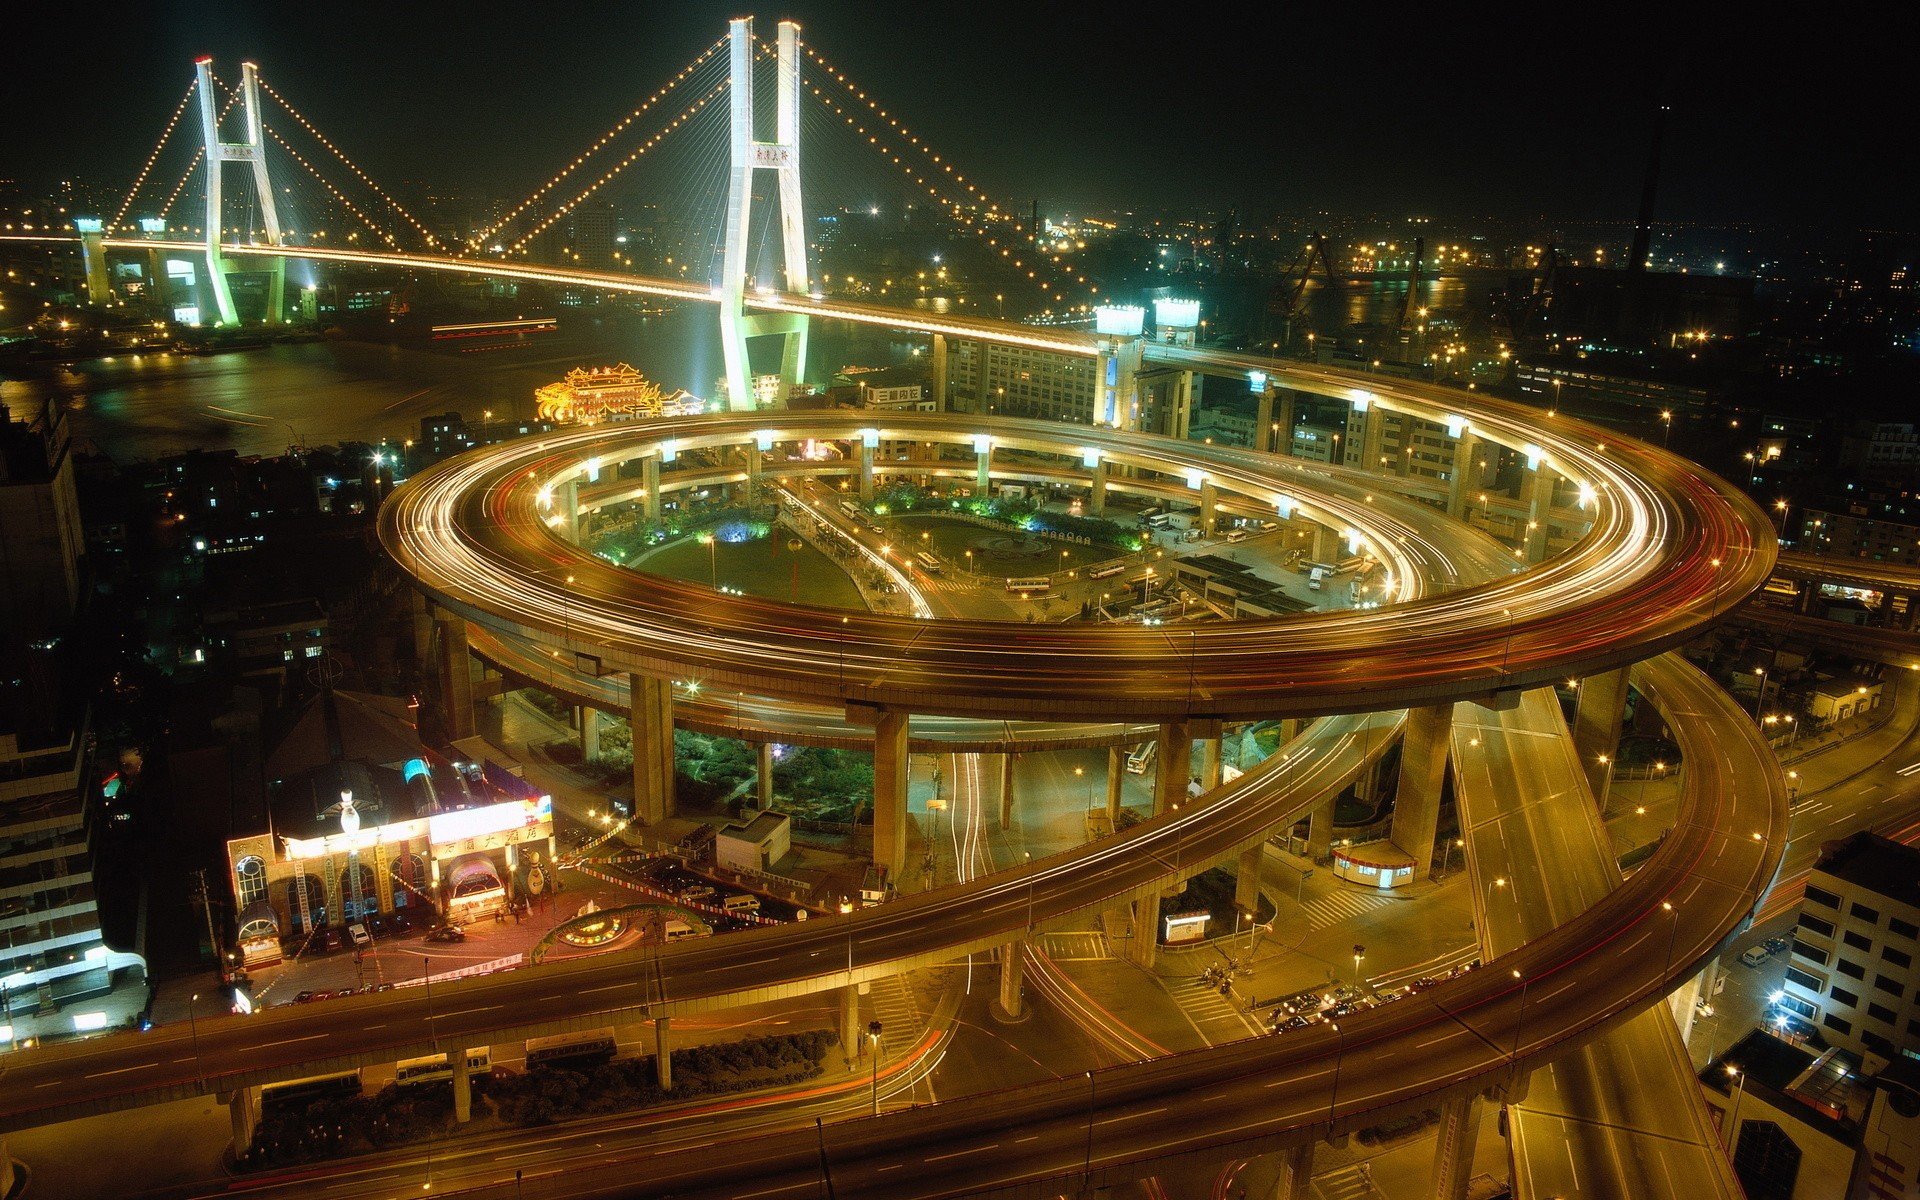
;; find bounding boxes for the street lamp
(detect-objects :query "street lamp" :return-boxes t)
[1509,968,1532,1091]
[1326,1020,1344,1129]
[1596,754,1616,810]
[187,992,202,1081]
[1074,765,1091,809]
[699,533,717,588]
[423,955,439,1052]
[867,1020,884,1115]
[1752,666,1768,721]
[1724,1064,1747,1150]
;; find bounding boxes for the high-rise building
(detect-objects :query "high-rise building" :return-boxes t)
[1781,833,1920,1065]
[0,400,83,667]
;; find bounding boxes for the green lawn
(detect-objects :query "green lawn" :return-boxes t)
[632,533,868,611]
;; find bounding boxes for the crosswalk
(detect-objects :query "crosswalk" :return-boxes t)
[1297,888,1400,930]
[1038,930,1111,961]
[1166,976,1262,1044]
[866,974,920,1047]
[1313,1163,1383,1200]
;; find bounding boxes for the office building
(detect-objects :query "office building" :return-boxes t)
[1781,833,1920,1065]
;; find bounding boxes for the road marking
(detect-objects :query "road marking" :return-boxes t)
[925,1144,998,1162]
[258,1034,329,1049]
[1897,760,1920,777]
[83,1064,153,1079]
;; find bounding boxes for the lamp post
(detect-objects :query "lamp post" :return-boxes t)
[867,1020,884,1115]
[1596,754,1616,811]
[1751,666,1769,721]
[1074,765,1091,809]
[700,533,717,589]
[1509,968,1532,1092]
[1724,1064,1747,1151]
[187,992,202,1081]
[1326,1020,1344,1130]
[423,955,439,1052]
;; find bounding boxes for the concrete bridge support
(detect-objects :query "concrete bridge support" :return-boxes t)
[1573,667,1630,804]
[225,1085,261,1159]
[757,741,775,807]
[1357,400,1384,471]
[1430,1092,1482,1200]
[1389,704,1454,877]
[561,479,581,543]
[1235,845,1263,915]
[1123,886,1160,970]
[1154,721,1192,815]
[451,1050,473,1123]
[863,708,910,878]
[1311,522,1337,563]
[745,440,763,505]
[841,984,865,1067]
[974,440,991,492]
[996,937,1027,1020]
[1306,800,1334,861]
[858,437,876,502]
[998,752,1016,830]
[1524,465,1558,562]
[1261,1142,1314,1199]
[577,706,600,761]
[1446,431,1481,520]
[1090,455,1108,516]
[629,674,676,824]
[410,590,434,664]
[1106,745,1127,821]
[655,1018,673,1090]
[434,611,476,741]
[1200,482,1219,537]
[643,454,661,521]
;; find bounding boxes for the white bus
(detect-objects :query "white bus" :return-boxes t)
[838,500,863,519]
[263,1070,362,1110]
[394,1048,492,1087]
[915,552,944,575]
[1088,562,1128,580]
[1005,577,1052,594]
[524,1029,618,1072]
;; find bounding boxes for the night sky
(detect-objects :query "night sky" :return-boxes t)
[11,1,1914,228]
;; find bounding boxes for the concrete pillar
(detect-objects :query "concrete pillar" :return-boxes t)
[1200,736,1223,792]
[654,1018,672,1090]
[1275,391,1296,457]
[756,741,775,807]
[1263,1142,1314,1200]
[434,612,476,740]
[1430,1093,1483,1200]
[226,1085,261,1158]
[746,441,763,506]
[1311,522,1336,563]
[629,674,676,824]
[1254,385,1275,453]
[1200,482,1219,537]
[997,937,1026,1020]
[643,454,661,521]
[1090,456,1108,516]
[975,444,990,492]
[870,709,910,878]
[1235,845,1263,914]
[1573,667,1629,804]
[1390,704,1453,877]
[840,985,862,1067]
[409,590,434,665]
[1106,745,1126,821]
[577,706,600,761]
[1306,800,1334,860]
[1153,721,1192,815]
[859,439,876,502]
[561,479,581,543]
[1358,402,1384,472]
[1125,886,1159,969]
[998,752,1016,831]
[451,1050,472,1123]
[931,334,948,411]
[1446,431,1481,520]
[1523,464,1557,562]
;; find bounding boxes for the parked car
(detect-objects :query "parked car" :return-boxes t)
[386,911,414,934]
[427,925,466,943]
[347,923,372,948]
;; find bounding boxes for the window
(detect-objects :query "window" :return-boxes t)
[1845,930,1875,951]
[1832,986,1861,1008]
[1793,939,1830,965]
[1806,885,1841,909]
[1870,1003,1899,1025]
[1877,976,1907,998]
[1785,967,1824,991]
[1839,959,1867,980]
[234,856,268,908]
[1886,946,1914,969]
[1799,913,1836,937]
[1893,918,1919,940]
[1825,1014,1854,1034]
[1854,903,1883,924]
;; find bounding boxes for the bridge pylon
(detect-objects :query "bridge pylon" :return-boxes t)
[194,58,284,326]
[717,18,809,411]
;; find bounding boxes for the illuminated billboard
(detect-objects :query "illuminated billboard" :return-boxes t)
[430,795,553,848]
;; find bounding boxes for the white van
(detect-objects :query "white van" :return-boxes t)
[722,894,761,915]
[1226,528,1249,544]
[663,918,707,942]
[1307,568,1326,591]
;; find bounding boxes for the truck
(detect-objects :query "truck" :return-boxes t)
[1307,567,1326,591]
[1164,512,1196,532]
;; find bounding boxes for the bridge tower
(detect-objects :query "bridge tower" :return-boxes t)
[194,58,285,326]
[717,18,810,411]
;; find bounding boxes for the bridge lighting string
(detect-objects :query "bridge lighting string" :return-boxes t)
[507,81,730,258]
[264,126,404,250]
[467,37,728,254]
[255,76,441,250]
[796,41,1097,307]
[111,78,200,231]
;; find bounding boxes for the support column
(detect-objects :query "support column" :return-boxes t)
[998,752,1016,831]
[1235,845,1263,914]
[643,454,661,521]
[409,590,433,665]
[974,440,991,492]
[433,611,475,741]
[859,437,876,502]
[1124,886,1159,969]
[1306,800,1334,860]
[1254,385,1275,453]
[1106,745,1126,821]
[1274,391,1296,457]
[869,709,909,879]
[1262,1142,1314,1200]
[654,1018,672,1090]
[996,937,1027,1020]
[1573,667,1629,804]
[931,334,948,411]
[841,985,862,1066]
[1090,456,1108,516]
[1523,464,1557,562]
[1358,401,1384,472]
[1311,522,1336,563]
[561,479,581,543]
[1446,431,1481,520]
[629,674,676,824]
[746,441,763,506]
[1430,1093,1483,1200]
[451,1050,472,1123]
[577,706,600,761]
[1153,721,1192,815]
[756,741,775,807]
[1389,704,1453,877]
[1200,735,1223,791]
[226,1086,261,1159]
[1200,482,1219,537]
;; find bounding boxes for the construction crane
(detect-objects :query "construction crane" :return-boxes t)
[1262,234,1341,351]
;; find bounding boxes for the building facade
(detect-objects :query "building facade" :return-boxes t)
[1782,833,1920,1065]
